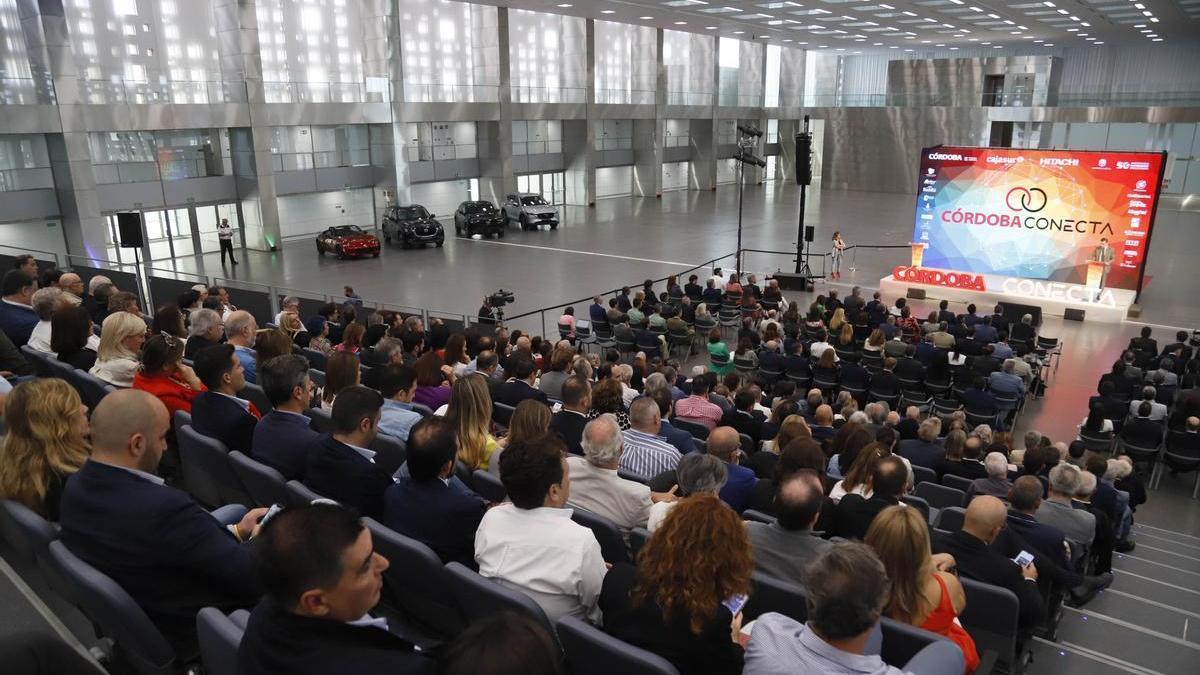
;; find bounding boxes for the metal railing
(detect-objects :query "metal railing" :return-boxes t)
[500,252,738,340]
[511,140,563,156]
[0,167,55,192]
[510,85,587,104]
[405,143,479,162]
[78,79,248,105]
[666,91,714,107]
[261,81,389,104]
[91,162,161,185]
[594,88,656,105]
[594,137,633,151]
[720,92,764,108]
[402,82,499,103]
[664,135,690,148]
[0,76,55,104]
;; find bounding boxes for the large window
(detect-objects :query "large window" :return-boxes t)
[664,30,714,106]
[400,0,500,102]
[594,20,655,104]
[0,135,53,191]
[512,121,562,156]
[258,0,367,102]
[509,9,586,103]
[765,45,781,108]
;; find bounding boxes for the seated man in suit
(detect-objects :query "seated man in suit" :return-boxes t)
[869,358,901,398]
[566,415,669,536]
[239,503,435,675]
[253,354,321,480]
[1089,380,1129,424]
[931,496,1045,633]
[497,356,549,407]
[0,270,38,347]
[1006,476,1112,605]
[377,364,423,442]
[59,389,266,659]
[833,455,907,540]
[1129,385,1168,422]
[305,386,394,519]
[191,344,261,453]
[1035,463,1095,563]
[709,425,758,513]
[720,390,765,448]
[893,344,927,384]
[897,417,945,469]
[1127,325,1158,359]
[960,376,999,413]
[548,375,591,455]
[382,416,486,568]
[747,471,831,584]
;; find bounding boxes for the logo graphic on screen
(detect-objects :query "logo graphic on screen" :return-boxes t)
[914,146,1165,292]
[1005,187,1048,213]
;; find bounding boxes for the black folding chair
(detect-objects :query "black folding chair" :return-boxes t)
[571,507,630,564]
[915,482,967,510]
[443,562,558,649]
[364,518,466,641]
[196,607,244,675]
[557,616,679,675]
[471,470,507,503]
[227,451,288,507]
[743,571,809,622]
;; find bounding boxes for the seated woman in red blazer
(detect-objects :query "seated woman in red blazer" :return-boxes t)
[133,333,205,417]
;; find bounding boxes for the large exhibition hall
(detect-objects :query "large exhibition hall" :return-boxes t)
[0,1,1198,674]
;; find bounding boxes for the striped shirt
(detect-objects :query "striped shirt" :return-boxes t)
[619,429,682,478]
[674,394,724,430]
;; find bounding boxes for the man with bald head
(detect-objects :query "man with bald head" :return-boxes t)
[708,425,758,512]
[931,496,1044,631]
[57,271,84,305]
[60,389,267,659]
[747,471,831,583]
[809,404,837,445]
[225,309,260,383]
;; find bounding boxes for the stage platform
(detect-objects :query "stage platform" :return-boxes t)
[879,268,1136,324]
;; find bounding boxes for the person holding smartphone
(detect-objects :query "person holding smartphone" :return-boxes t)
[600,494,751,675]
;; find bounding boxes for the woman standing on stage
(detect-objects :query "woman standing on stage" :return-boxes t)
[831,231,846,280]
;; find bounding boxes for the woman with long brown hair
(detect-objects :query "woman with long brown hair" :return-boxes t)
[321,351,361,410]
[253,327,294,364]
[490,399,551,476]
[866,506,979,673]
[830,441,887,503]
[445,373,499,471]
[601,494,751,674]
[443,333,470,378]
[335,322,365,355]
[413,350,453,410]
[0,379,90,520]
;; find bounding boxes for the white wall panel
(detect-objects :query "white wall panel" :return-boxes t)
[276,188,374,239]
[595,166,631,199]
[0,220,65,257]
[400,0,500,102]
[409,179,472,218]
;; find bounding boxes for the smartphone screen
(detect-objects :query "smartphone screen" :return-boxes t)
[1013,550,1034,568]
[722,593,749,616]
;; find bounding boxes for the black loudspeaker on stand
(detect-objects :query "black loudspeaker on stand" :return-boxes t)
[116,212,144,248]
[795,132,813,187]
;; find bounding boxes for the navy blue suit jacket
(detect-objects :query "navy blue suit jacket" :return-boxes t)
[497,379,549,407]
[252,410,322,480]
[589,303,608,324]
[59,461,261,656]
[304,435,393,519]
[382,476,486,568]
[0,300,38,347]
[1006,510,1072,572]
[659,420,699,455]
[898,438,945,469]
[960,387,999,412]
[718,462,758,513]
[192,391,259,454]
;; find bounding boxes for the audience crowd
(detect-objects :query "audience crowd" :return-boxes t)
[0,255,1197,675]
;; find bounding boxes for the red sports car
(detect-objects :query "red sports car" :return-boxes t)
[315,225,380,259]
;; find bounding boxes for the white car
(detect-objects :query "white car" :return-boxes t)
[502,192,560,231]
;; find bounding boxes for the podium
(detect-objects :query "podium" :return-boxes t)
[910,242,927,267]
[1085,261,1106,290]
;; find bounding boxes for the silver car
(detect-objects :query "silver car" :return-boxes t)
[502,192,560,231]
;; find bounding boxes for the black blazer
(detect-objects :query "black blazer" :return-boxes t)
[192,391,259,454]
[549,409,588,455]
[894,357,927,382]
[599,563,745,675]
[497,379,549,407]
[304,435,394,519]
[833,493,899,540]
[382,476,486,568]
[59,461,261,657]
[898,438,944,469]
[57,347,97,372]
[185,335,220,361]
[930,529,1044,631]
[938,458,989,481]
[252,410,322,480]
[1005,511,1072,572]
[238,600,434,675]
[720,409,764,448]
[870,370,900,395]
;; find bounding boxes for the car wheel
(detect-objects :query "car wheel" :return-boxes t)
[316,243,323,255]
[550,224,558,230]
[335,245,344,258]
[436,240,444,248]
[497,231,504,239]
[519,214,529,231]
[372,250,380,258]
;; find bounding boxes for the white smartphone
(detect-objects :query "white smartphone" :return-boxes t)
[259,503,284,527]
[1013,550,1035,568]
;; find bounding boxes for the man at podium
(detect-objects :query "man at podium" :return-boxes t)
[1090,237,1115,289]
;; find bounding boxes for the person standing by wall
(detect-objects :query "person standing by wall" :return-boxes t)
[218,218,238,266]
[831,231,846,280]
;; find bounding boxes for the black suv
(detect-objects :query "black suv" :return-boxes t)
[453,201,506,238]
[381,204,445,248]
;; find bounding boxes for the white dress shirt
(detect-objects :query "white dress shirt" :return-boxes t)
[565,456,652,533]
[474,503,607,624]
[28,320,53,353]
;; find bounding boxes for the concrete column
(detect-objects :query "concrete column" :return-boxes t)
[562,20,595,206]
[215,0,279,250]
[362,0,409,207]
[778,119,799,184]
[632,29,664,198]
[20,1,108,260]
[479,7,514,203]
[691,35,718,191]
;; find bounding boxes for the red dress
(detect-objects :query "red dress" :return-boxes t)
[919,573,980,674]
[132,372,202,417]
